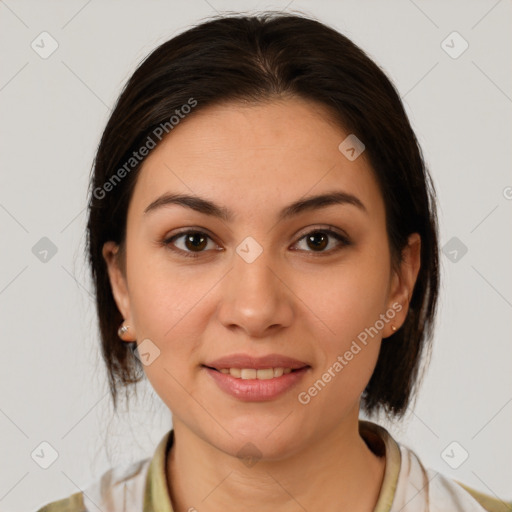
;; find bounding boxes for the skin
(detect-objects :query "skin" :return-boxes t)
[103,96,421,512]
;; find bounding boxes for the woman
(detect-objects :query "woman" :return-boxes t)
[36,12,510,512]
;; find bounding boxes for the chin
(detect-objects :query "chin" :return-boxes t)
[211,420,307,462]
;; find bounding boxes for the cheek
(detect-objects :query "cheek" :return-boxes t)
[125,252,216,386]
[126,259,210,406]
[126,240,202,333]
[303,277,385,413]
[300,239,390,398]
[314,249,391,340]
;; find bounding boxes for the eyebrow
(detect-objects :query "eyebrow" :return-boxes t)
[143,190,367,221]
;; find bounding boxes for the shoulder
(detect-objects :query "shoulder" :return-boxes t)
[396,442,511,512]
[35,491,85,512]
[34,457,151,512]
[455,481,512,512]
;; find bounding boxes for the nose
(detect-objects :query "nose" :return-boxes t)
[216,247,294,339]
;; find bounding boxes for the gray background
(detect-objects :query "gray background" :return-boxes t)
[1,0,511,510]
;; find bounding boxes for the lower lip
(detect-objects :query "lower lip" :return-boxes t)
[204,366,309,402]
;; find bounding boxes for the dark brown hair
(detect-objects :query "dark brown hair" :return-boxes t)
[86,11,439,418]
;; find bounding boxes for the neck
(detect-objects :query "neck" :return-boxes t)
[166,413,386,512]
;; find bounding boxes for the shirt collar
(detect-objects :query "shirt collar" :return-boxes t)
[143,429,174,512]
[143,420,401,512]
[359,420,402,512]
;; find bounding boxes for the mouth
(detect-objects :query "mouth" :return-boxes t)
[202,364,310,401]
[202,365,309,380]
[201,353,311,400]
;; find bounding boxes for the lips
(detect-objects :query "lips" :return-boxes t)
[204,364,310,401]
[203,353,310,371]
[202,353,311,401]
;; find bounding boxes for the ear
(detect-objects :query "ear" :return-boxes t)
[384,233,421,338]
[102,241,136,341]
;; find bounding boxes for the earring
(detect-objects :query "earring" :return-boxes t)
[391,325,397,333]
[118,323,130,338]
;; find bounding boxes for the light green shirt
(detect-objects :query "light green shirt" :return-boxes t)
[35,420,511,511]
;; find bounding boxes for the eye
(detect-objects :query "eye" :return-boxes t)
[163,230,219,259]
[163,226,350,259]
[292,228,350,255]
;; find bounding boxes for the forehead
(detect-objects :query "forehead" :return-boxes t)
[128,97,384,222]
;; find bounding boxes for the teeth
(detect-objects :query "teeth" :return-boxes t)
[255,369,274,380]
[241,368,257,379]
[230,368,241,378]
[214,367,300,379]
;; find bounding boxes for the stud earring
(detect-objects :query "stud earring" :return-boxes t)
[391,325,397,332]
[118,323,130,338]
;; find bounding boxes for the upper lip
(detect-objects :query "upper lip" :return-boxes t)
[203,353,310,370]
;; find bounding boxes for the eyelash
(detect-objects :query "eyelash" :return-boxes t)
[162,227,351,259]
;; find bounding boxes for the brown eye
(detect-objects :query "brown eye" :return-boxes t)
[305,232,329,251]
[164,230,217,258]
[183,232,208,251]
[293,229,350,254]
[164,227,350,260]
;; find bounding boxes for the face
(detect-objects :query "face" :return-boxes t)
[103,97,420,460]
